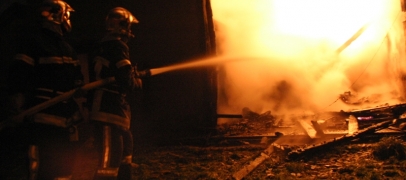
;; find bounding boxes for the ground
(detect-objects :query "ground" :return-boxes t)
[125,136,406,180]
[69,108,406,180]
[2,127,406,180]
[5,134,406,180]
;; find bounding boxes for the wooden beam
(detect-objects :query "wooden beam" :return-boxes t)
[232,143,276,180]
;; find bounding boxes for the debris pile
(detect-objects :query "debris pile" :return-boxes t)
[339,91,384,105]
[217,107,276,136]
[216,108,349,136]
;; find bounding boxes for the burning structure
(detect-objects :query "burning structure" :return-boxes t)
[214,0,406,117]
[212,0,406,138]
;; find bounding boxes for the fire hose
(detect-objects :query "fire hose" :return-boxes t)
[0,77,116,131]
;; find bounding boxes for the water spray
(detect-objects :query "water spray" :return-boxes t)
[142,55,273,76]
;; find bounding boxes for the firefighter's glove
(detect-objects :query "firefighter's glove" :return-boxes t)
[133,65,141,78]
[131,66,143,89]
[133,64,151,78]
[133,77,142,89]
[138,69,151,78]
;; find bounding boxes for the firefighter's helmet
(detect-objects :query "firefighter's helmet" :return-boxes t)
[39,0,74,32]
[105,7,138,38]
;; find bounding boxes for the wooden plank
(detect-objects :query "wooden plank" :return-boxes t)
[311,120,325,137]
[232,144,275,180]
[348,115,359,135]
[288,119,393,160]
[298,120,318,138]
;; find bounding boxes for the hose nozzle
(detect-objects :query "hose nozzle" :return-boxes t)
[137,69,151,78]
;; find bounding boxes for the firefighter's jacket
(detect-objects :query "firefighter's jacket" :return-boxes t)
[7,28,84,127]
[88,36,142,130]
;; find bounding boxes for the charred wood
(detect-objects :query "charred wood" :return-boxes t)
[287,119,394,160]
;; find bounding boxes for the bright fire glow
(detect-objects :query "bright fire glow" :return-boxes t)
[212,0,406,116]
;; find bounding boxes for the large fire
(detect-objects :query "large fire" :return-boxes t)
[212,0,406,117]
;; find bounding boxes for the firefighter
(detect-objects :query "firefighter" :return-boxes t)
[3,0,84,179]
[87,7,143,180]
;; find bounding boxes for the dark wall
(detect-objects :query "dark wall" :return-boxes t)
[66,0,218,143]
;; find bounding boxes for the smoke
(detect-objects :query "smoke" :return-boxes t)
[212,0,406,115]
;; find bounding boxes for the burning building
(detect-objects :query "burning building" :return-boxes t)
[214,0,406,117]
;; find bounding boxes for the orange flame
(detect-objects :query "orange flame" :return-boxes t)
[212,0,406,115]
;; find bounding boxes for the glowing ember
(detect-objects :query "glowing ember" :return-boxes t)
[212,0,406,115]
